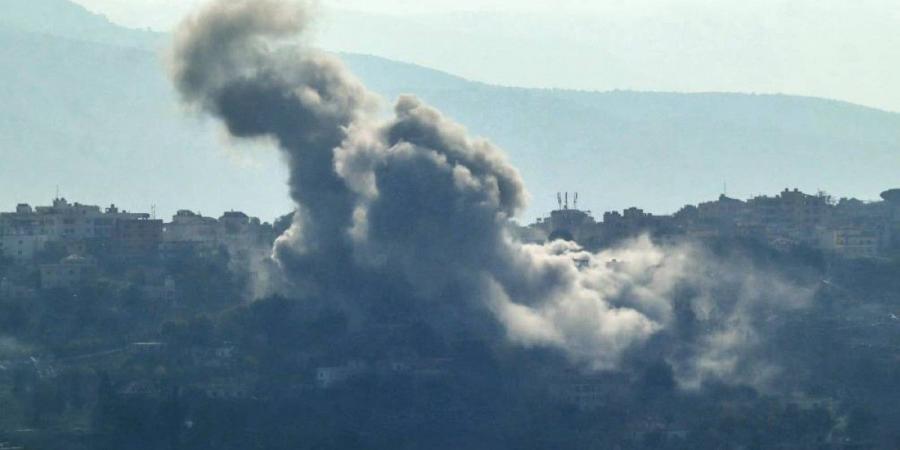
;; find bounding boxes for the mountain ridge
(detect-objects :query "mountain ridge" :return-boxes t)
[1,0,898,221]
[3,0,163,50]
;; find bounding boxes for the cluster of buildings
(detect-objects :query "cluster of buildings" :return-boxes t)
[161,209,274,259]
[0,198,158,261]
[3,186,898,294]
[531,188,900,259]
[0,197,276,291]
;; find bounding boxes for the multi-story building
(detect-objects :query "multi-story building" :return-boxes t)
[161,209,273,259]
[818,228,880,259]
[530,187,900,259]
[0,203,53,260]
[744,188,832,245]
[697,194,746,223]
[883,189,900,221]
[875,189,900,253]
[40,254,98,290]
[534,207,597,242]
[0,198,155,260]
[163,210,220,242]
[161,210,221,258]
[218,211,259,256]
[0,233,50,261]
[112,217,163,260]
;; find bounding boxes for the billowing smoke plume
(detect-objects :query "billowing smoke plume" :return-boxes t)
[171,0,375,299]
[171,0,813,388]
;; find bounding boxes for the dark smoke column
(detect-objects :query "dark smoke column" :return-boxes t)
[170,0,376,292]
[168,0,660,371]
[168,0,804,384]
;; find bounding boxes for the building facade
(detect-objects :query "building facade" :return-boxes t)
[40,254,98,290]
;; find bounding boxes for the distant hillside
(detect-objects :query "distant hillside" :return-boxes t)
[2,0,162,49]
[1,0,899,221]
[0,25,293,221]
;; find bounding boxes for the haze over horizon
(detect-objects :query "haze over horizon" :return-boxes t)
[68,0,900,113]
[3,0,900,224]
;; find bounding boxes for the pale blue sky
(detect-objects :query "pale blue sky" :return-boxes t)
[71,0,725,25]
[70,0,900,111]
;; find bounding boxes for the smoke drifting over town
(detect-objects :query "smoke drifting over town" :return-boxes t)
[170,0,814,388]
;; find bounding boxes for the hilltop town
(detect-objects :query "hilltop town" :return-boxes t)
[3,186,899,292]
[0,198,279,295]
[529,187,900,259]
[1,188,899,449]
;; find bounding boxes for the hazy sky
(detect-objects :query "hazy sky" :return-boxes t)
[70,0,729,26]
[70,0,900,112]
[70,0,900,29]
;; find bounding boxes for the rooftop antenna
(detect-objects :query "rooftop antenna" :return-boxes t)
[557,192,562,210]
[564,192,569,210]
[574,192,579,210]
[151,204,157,220]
